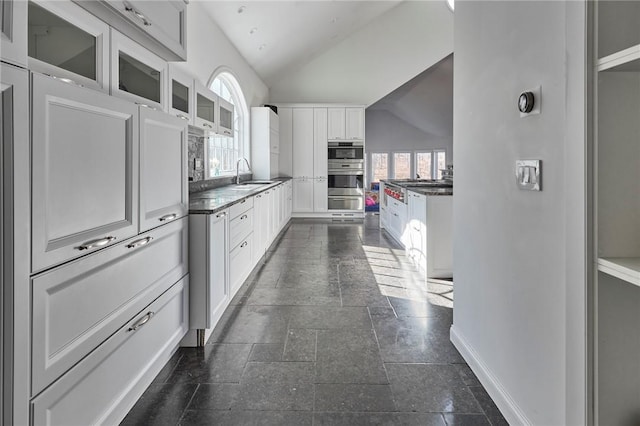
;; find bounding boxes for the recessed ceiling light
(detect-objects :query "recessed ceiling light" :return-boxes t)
[237,5,246,14]
[259,44,266,51]
[445,0,454,12]
[249,27,258,34]
[330,17,339,24]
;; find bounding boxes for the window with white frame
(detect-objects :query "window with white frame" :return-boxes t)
[393,153,411,179]
[435,150,446,179]
[371,153,388,184]
[415,152,433,179]
[206,72,248,177]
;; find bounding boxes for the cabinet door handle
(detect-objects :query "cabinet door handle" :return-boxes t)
[76,236,116,251]
[240,241,248,248]
[216,211,227,218]
[265,191,270,194]
[159,213,178,222]
[240,214,248,220]
[256,195,262,198]
[125,5,152,26]
[136,102,158,111]
[176,114,189,121]
[126,236,153,249]
[202,123,213,129]
[128,311,154,332]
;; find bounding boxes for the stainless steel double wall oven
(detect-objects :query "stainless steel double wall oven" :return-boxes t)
[327,141,364,211]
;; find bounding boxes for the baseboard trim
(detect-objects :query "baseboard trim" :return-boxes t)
[450,325,531,425]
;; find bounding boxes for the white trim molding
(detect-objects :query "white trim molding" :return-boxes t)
[450,325,532,426]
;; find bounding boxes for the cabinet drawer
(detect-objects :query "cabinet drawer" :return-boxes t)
[31,276,188,426]
[31,217,188,395]
[229,197,254,219]
[31,73,140,273]
[230,233,253,296]
[230,207,254,249]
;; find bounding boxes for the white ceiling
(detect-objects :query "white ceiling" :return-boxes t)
[368,54,453,138]
[199,0,402,86]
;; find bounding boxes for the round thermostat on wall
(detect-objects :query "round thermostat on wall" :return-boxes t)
[518,91,535,113]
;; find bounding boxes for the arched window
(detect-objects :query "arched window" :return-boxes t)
[206,70,249,177]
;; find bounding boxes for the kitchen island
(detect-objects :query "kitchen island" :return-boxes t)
[380,180,453,279]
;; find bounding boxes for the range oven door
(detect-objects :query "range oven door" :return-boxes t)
[328,169,364,196]
[328,141,364,160]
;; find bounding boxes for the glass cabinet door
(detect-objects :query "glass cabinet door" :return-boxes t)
[27,0,109,90]
[218,98,234,137]
[194,82,217,131]
[110,29,167,109]
[168,64,193,123]
[172,80,189,114]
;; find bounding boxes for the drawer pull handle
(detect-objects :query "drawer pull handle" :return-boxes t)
[159,213,178,222]
[128,311,154,332]
[241,241,248,248]
[202,123,213,129]
[240,214,248,220]
[216,211,227,218]
[76,236,116,251]
[177,114,189,121]
[136,102,158,111]
[126,236,153,249]
[125,5,152,26]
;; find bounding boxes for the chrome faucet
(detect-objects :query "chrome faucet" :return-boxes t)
[236,157,251,184]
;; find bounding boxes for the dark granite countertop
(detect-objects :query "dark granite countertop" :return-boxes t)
[381,179,453,196]
[189,177,292,214]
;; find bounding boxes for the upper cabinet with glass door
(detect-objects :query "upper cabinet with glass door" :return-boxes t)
[111,29,167,110]
[193,81,218,133]
[72,0,187,61]
[26,0,110,91]
[168,64,194,124]
[1,0,28,67]
[217,98,234,138]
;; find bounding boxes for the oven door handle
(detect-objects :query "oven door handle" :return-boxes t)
[328,170,364,175]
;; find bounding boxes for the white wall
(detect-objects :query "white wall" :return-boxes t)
[450,1,587,425]
[366,109,452,180]
[268,1,453,106]
[173,1,269,108]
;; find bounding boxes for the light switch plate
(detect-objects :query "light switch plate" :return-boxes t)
[516,160,541,191]
[194,158,203,170]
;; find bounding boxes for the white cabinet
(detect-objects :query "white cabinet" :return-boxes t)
[1,63,29,426]
[292,108,315,213]
[594,3,640,424]
[31,73,139,273]
[110,29,168,110]
[218,97,234,137]
[194,81,218,133]
[253,191,271,262]
[387,198,407,245]
[328,108,346,141]
[345,107,365,140]
[313,108,328,212]
[251,107,280,179]
[139,107,188,232]
[31,276,188,426]
[168,64,194,123]
[27,0,111,91]
[73,0,187,61]
[379,182,388,229]
[31,218,188,395]
[407,191,427,274]
[230,234,253,296]
[189,210,228,331]
[229,198,254,295]
[328,107,365,141]
[279,107,293,177]
[1,0,27,67]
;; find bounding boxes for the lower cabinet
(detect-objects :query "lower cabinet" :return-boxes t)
[387,198,407,244]
[31,217,188,395]
[189,210,228,331]
[253,191,270,263]
[230,233,253,295]
[31,276,189,426]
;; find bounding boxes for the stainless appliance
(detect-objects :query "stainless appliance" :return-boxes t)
[383,181,407,203]
[328,141,364,161]
[328,159,364,210]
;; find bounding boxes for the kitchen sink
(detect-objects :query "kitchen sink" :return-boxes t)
[227,184,266,190]
[240,180,275,185]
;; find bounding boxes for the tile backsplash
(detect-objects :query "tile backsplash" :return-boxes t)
[188,133,205,182]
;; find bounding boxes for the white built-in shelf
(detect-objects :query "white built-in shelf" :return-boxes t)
[598,257,640,288]
[598,44,640,72]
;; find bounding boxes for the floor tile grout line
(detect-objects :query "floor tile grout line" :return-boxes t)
[175,383,200,426]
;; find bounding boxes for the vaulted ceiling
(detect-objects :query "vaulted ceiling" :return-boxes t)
[200,1,402,87]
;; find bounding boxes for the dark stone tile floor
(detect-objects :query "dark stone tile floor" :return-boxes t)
[121,216,508,426]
